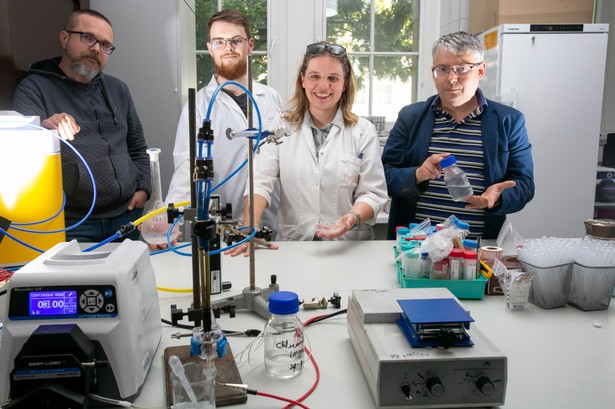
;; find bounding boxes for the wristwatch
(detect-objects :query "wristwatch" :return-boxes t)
[348,211,361,230]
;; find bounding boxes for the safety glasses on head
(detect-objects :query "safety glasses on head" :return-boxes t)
[306,42,347,57]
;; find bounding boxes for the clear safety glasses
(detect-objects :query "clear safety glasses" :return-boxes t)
[432,62,482,78]
[209,37,249,50]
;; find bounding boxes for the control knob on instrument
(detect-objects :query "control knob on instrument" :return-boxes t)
[426,376,444,397]
[475,375,495,396]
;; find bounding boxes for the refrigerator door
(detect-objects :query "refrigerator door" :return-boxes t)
[480,27,608,238]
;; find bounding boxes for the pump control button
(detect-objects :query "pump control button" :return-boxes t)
[80,289,103,313]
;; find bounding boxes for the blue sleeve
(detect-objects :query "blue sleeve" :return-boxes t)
[490,108,535,216]
[382,102,432,198]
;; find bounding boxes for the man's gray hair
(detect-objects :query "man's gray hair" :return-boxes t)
[432,31,484,62]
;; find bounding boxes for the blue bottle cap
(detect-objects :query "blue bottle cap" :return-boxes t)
[454,220,470,230]
[439,155,457,168]
[268,291,300,315]
[463,239,478,249]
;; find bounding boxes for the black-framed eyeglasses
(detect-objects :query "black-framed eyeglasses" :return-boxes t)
[306,43,347,57]
[432,63,482,78]
[209,37,249,50]
[65,30,115,55]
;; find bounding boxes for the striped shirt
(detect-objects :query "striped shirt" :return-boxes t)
[416,91,488,237]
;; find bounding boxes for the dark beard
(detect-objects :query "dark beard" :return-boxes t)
[215,57,247,80]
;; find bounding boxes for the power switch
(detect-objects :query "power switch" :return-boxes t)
[400,383,412,400]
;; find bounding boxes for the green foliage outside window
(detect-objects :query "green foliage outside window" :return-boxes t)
[327,0,418,90]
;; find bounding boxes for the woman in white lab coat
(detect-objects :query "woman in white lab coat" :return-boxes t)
[229,42,387,254]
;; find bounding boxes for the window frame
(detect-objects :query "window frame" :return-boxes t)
[195,0,440,122]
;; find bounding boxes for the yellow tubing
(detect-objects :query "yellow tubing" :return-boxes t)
[157,286,193,293]
[133,200,190,226]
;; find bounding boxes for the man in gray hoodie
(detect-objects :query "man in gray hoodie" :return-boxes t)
[13,9,151,243]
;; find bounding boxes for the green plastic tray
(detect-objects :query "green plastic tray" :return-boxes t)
[394,246,487,300]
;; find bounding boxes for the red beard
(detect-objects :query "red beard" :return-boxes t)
[215,54,247,80]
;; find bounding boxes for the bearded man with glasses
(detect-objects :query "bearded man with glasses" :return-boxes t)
[165,9,282,243]
[13,9,151,243]
[382,31,535,239]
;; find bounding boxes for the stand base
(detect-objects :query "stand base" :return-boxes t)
[212,286,275,320]
[163,344,247,407]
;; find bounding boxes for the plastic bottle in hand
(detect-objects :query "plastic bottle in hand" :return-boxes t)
[440,155,473,201]
[141,148,180,245]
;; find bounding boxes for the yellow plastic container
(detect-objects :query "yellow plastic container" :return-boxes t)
[0,126,65,266]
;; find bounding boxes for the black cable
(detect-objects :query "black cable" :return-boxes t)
[160,318,261,337]
[161,318,194,330]
[304,309,347,326]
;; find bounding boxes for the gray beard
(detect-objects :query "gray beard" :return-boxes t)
[71,60,100,82]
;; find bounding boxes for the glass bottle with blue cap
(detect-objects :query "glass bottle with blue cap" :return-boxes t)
[264,291,305,378]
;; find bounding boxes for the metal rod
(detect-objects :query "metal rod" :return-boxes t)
[188,88,201,326]
[201,244,212,332]
[247,54,256,290]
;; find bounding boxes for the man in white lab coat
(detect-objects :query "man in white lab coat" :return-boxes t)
[165,10,282,232]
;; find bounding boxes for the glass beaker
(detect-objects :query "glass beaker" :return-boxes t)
[141,148,180,245]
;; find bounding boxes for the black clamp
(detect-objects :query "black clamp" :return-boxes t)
[213,303,236,319]
[255,226,273,242]
[167,203,181,224]
[193,158,214,181]
[198,119,214,142]
[328,292,342,309]
[170,304,187,326]
[192,219,217,248]
[117,222,136,238]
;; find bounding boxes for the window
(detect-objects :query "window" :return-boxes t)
[195,0,268,89]
[194,0,423,124]
[326,0,420,122]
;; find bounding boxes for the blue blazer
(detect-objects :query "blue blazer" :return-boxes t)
[382,93,535,239]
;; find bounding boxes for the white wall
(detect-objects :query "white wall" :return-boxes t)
[90,0,196,199]
[597,1,615,134]
[269,0,325,104]
[440,0,470,34]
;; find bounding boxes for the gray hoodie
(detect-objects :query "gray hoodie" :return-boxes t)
[13,57,151,219]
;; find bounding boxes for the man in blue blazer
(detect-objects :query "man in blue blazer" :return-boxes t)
[382,31,534,239]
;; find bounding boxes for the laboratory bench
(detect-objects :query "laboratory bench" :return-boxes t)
[135,240,615,409]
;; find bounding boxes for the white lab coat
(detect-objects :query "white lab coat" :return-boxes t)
[250,110,388,241]
[166,75,282,230]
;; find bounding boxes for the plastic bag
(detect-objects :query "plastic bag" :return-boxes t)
[496,220,524,256]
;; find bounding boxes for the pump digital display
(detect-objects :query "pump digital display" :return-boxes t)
[29,290,78,316]
[9,285,118,320]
